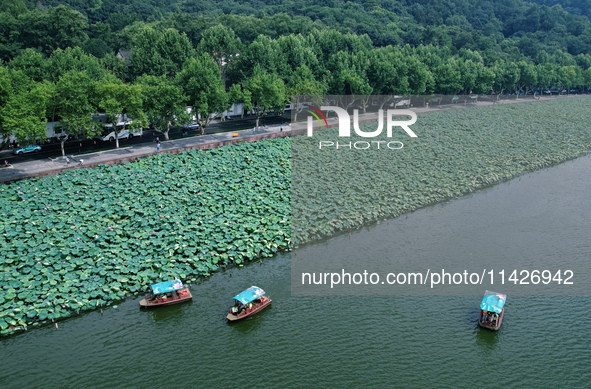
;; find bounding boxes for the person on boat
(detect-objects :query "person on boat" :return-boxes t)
[230,306,239,315]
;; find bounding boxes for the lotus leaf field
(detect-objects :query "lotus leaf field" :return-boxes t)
[291,97,591,244]
[0,140,290,335]
[1,97,591,336]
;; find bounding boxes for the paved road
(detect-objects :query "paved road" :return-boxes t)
[0,121,291,182]
[0,95,575,183]
[2,114,288,162]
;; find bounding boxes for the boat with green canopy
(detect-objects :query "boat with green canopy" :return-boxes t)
[139,279,192,308]
[478,290,506,330]
[226,286,271,321]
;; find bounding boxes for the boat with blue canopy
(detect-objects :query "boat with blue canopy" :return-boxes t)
[227,286,271,321]
[139,279,192,308]
[478,290,506,330]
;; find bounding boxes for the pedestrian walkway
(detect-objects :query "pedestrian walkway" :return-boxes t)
[0,95,569,183]
[0,123,291,183]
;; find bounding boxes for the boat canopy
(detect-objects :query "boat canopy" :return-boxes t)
[233,286,266,305]
[151,279,184,295]
[480,290,506,314]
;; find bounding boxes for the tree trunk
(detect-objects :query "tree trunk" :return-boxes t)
[114,122,119,148]
[60,139,66,157]
[164,123,170,140]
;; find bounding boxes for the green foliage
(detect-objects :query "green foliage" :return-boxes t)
[47,5,89,51]
[136,74,188,140]
[46,46,107,82]
[130,26,194,79]
[176,53,228,132]
[243,65,287,127]
[7,49,45,82]
[0,66,50,148]
[0,138,290,335]
[96,78,146,148]
[292,98,591,244]
[50,70,99,155]
[197,24,242,76]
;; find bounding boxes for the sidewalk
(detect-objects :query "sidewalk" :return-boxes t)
[0,123,291,183]
[0,95,571,183]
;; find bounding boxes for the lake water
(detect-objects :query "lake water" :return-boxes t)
[1,155,590,388]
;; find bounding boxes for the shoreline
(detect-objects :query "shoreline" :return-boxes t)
[1,96,590,336]
[0,94,571,184]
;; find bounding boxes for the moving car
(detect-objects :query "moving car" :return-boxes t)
[13,145,41,155]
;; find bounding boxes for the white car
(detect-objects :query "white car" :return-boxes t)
[182,122,200,130]
[98,128,143,142]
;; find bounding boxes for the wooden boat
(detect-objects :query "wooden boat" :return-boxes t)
[139,279,192,308]
[226,286,271,322]
[478,290,506,331]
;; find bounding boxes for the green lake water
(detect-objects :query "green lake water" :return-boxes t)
[1,155,590,388]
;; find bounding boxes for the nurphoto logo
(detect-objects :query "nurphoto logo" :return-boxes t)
[306,106,418,138]
[297,96,419,150]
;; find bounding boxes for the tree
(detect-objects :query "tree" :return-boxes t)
[230,35,281,82]
[47,5,89,52]
[275,34,319,82]
[287,65,326,122]
[226,83,245,119]
[367,48,409,109]
[197,24,241,76]
[515,61,538,96]
[0,67,50,149]
[583,66,591,89]
[7,48,45,82]
[558,65,583,90]
[100,53,129,82]
[325,50,372,111]
[96,78,146,149]
[0,12,22,61]
[176,53,227,134]
[46,47,106,82]
[131,27,194,79]
[492,61,519,95]
[137,75,188,140]
[433,58,462,94]
[49,70,99,156]
[473,63,495,94]
[535,63,558,94]
[243,65,286,129]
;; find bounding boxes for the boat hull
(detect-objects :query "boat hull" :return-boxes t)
[139,288,192,308]
[478,308,504,330]
[227,299,272,321]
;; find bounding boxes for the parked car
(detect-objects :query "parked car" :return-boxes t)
[395,99,410,108]
[13,145,41,155]
[182,122,200,130]
[96,128,142,142]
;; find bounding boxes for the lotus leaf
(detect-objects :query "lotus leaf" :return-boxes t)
[1,99,590,335]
